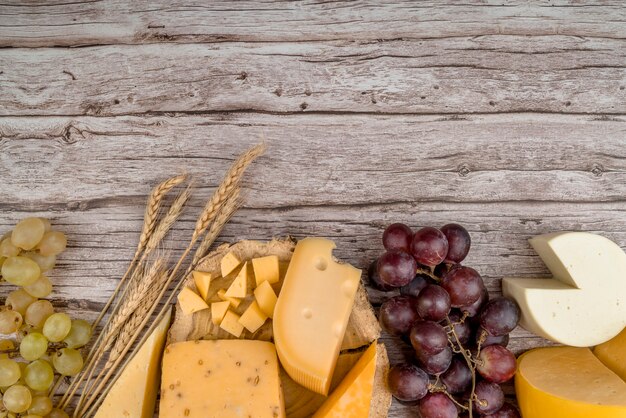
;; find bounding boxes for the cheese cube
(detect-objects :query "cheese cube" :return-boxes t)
[254,280,278,318]
[177,287,209,315]
[220,310,244,337]
[95,310,171,418]
[217,288,241,308]
[252,255,280,286]
[225,262,248,298]
[220,251,241,278]
[160,340,285,418]
[192,271,212,301]
[238,301,268,333]
[273,238,361,395]
[210,301,230,325]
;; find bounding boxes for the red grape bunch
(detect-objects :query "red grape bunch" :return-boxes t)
[372,223,521,418]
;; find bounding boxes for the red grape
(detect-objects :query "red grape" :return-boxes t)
[387,363,429,402]
[379,295,419,335]
[416,285,451,322]
[418,392,458,418]
[377,251,417,287]
[473,380,504,415]
[441,266,484,308]
[383,223,413,252]
[410,227,448,267]
[400,274,429,297]
[441,223,471,263]
[459,285,488,317]
[368,259,394,291]
[418,345,452,375]
[476,345,516,383]
[448,311,472,345]
[475,327,509,348]
[482,403,521,418]
[441,356,472,394]
[409,320,448,356]
[479,297,520,337]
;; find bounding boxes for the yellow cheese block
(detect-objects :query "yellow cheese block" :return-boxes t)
[220,251,241,278]
[192,271,212,301]
[594,327,626,381]
[312,342,377,418]
[219,310,244,337]
[177,287,209,315]
[254,280,278,318]
[160,340,285,418]
[217,288,241,308]
[516,346,626,418]
[273,237,361,395]
[225,261,248,298]
[210,301,230,325]
[238,300,267,333]
[94,309,171,418]
[252,255,280,286]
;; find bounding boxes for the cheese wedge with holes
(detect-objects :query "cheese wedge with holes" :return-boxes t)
[192,271,212,301]
[94,309,171,418]
[516,347,626,418]
[594,327,626,381]
[177,287,209,315]
[273,237,361,395]
[252,255,280,285]
[503,232,626,346]
[159,340,285,418]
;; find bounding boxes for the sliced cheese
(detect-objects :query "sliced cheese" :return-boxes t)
[95,309,171,418]
[312,342,377,418]
[217,288,241,308]
[273,237,361,395]
[192,271,212,301]
[594,327,626,381]
[516,347,626,418]
[177,287,209,315]
[160,340,285,418]
[225,261,248,298]
[210,301,230,325]
[502,232,626,346]
[220,251,241,278]
[238,300,267,333]
[252,255,280,286]
[219,310,244,337]
[254,280,278,318]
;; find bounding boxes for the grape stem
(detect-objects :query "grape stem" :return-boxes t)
[445,314,478,418]
[415,267,440,282]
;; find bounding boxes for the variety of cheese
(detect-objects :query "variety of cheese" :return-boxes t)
[594,327,626,382]
[516,346,626,418]
[210,301,230,325]
[254,280,278,318]
[252,255,280,286]
[192,271,212,301]
[273,237,361,395]
[312,342,377,418]
[177,287,209,315]
[502,232,626,346]
[94,309,171,418]
[220,251,241,278]
[219,310,244,337]
[217,288,241,308]
[225,261,248,298]
[159,340,286,418]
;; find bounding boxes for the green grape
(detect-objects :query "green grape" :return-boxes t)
[0,359,21,386]
[28,395,52,416]
[3,384,32,413]
[19,333,48,362]
[24,360,53,392]
[63,320,91,349]
[0,256,5,269]
[0,311,23,334]
[0,239,20,258]
[23,276,52,299]
[5,290,37,316]
[1,257,40,287]
[38,218,52,233]
[21,253,56,273]
[0,340,15,360]
[42,314,71,343]
[24,301,54,328]
[52,348,83,376]
[11,218,45,251]
[22,415,43,418]
[36,233,66,257]
[47,409,69,418]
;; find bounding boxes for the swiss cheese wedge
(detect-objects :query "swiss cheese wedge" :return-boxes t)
[516,346,626,418]
[594,327,626,381]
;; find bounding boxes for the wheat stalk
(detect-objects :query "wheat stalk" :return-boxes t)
[145,186,192,255]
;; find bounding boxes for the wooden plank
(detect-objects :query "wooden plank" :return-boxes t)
[1,36,625,115]
[1,114,625,207]
[1,1,625,47]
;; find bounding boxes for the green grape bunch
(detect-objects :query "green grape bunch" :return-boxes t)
[0,218,90,417]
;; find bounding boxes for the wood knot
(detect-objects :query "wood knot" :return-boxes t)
[458,165,470,177]
[591,164,603,177]
[300,102,308,111]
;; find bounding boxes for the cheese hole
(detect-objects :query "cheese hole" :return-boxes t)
[315,257,327,271]
[302,308,312,319]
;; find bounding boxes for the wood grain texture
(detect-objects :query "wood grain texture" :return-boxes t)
[1,1,625,47]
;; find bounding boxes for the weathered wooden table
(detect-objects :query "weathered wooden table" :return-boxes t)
[1,2,625,416]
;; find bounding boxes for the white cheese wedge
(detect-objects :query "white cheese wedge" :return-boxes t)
[94,309,171,418]
[503,232,626,346]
